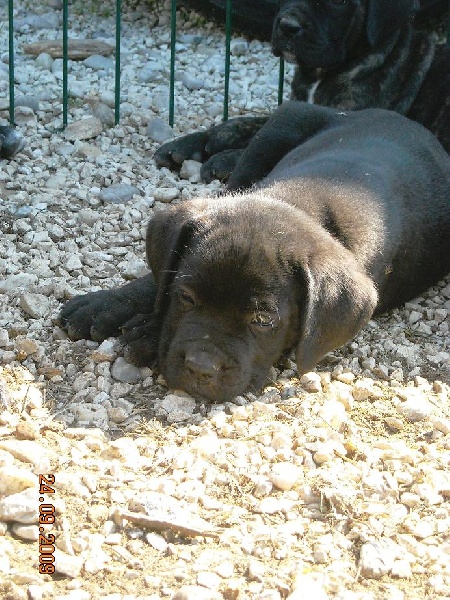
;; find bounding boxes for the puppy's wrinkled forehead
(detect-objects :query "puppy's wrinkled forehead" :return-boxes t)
[177,217,286,308]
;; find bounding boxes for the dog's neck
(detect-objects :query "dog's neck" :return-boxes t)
[291,28,436,114]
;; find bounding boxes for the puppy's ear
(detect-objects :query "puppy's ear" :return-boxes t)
[146,200,208,314]
[294,247,378,376]
[366,0,419,47]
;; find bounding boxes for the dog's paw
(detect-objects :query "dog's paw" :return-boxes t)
[154,131,209,170]
[119,314,161,367]
[200,149,244,183]
[0,126,25,159]
[58,289,141,342]
[205,116,268,155]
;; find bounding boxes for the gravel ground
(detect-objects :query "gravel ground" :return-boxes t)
[0,1,449,599]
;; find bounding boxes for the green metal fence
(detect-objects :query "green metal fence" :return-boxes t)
[6,0,285,129]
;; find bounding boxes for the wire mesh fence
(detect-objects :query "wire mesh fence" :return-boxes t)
[5,0,285,129]
[4,1,448,129]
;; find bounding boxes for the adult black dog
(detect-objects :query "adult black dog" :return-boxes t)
[155,0,449,181]
[0,125,24,159]
[182,0,448,41]
[59,102,450,403]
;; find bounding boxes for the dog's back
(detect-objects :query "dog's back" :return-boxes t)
[260,108,450,311]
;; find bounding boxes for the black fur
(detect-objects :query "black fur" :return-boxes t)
[59,103,450,402]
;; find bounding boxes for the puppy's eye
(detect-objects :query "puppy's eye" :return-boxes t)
[251,312,275,327]
[179,289,196,308]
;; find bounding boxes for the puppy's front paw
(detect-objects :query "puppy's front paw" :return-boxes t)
[200,149,244,183]
[119,314,161,367]
[0,126,25,159]
[154,131,209,170]
[58,290,141,342]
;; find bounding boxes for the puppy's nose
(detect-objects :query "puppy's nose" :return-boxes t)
[278,16,302,35]
[185,352,221,381]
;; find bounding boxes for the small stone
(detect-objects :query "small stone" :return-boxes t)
[181,73,204,90]
[65,255,83,271]
[147,118,174,143]
[153,187,180,203]
[91,339,117,362]
[160,393,196,422]
[171,585,223,600]
[15,95,40,112]
[408,310,422,324]
[111,357,142,384]
[0,486,39,523]
[100,438,141,463]
[11,523,39,540]
[385,417,404,430]
[0,466,37,496]
[289,573,329,600]
[318,399,348,429]
[146,532,168,552]
[230,39,249,56]
[14,421,40,440]
[0,440,50,471]
[64,116,103,141]
[432,417,450,434]
[99,183,141,204]
[35,52,53,69]
[0,273,38,293]
[53,549,83,578]
[269,462,302,491]
[391,559,412,578]
[247,560,264,581]
[78,208,101,225]
[180,160,202,183]
[14,338,40,358]
[300,372,322,392]
[215,561,234,578]
[19,293,51,319]
[397,397,433,422]
[359,539,399,579]
[352,379,377,401]
[197,571,222,589]
[0,329,9,347]
[84,54,114,70]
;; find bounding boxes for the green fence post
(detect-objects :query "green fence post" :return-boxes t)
[169,0,177,127]
[223,0,232,121]
[62,0,68,128]
[115,0,121,125]
[277,58,285,105]
[8,0,14,125]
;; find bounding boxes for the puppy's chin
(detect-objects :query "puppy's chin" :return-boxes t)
[274,42,346,70]
[162,348,272,404]
[163,367,252,404]
[164,372,270,404]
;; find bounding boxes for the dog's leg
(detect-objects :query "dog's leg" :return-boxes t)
[154,116,268,175]
[227,101,339,190]
[57,273,158,342]
[153,131,209,169]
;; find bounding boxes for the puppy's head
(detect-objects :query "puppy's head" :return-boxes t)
[272,0,419,69]
[146,196,377,402]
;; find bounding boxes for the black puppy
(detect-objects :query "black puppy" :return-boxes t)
[0,126,24,159]
[59,102,450,403]
[155,0,449,181]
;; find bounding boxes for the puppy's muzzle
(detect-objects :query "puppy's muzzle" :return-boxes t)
[184,350,222,385]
